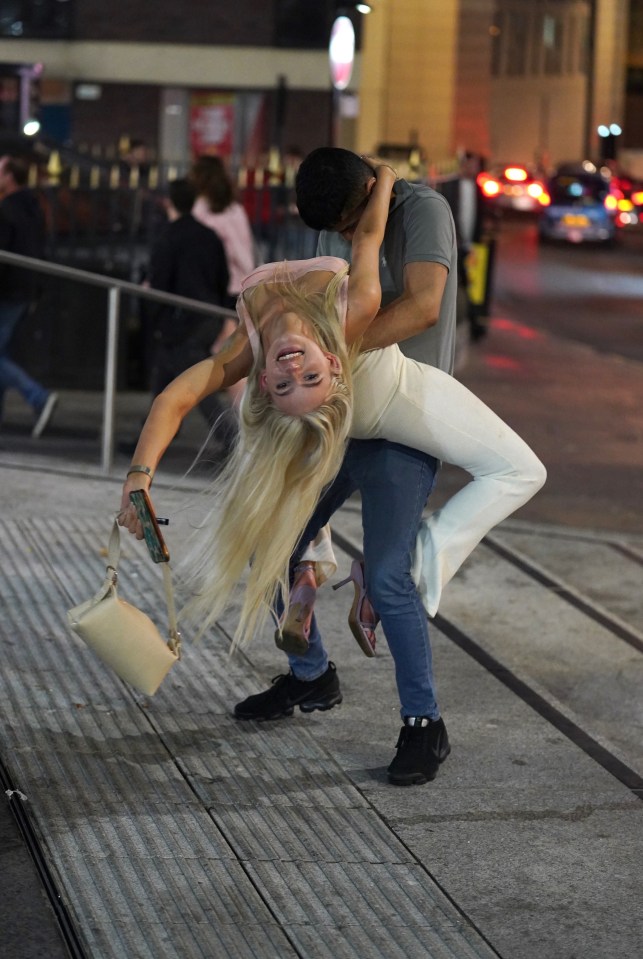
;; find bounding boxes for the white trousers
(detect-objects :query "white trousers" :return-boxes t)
[350,348,547,615]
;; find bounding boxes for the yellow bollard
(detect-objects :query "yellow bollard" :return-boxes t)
[47,150,63,183]
[267,146,282,184]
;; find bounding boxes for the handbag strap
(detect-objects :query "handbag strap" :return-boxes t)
[109,521,182,657]
[107,519,122,572]
[161,562,181,656]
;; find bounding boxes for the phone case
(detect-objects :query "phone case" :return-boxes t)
[129,489,170,564]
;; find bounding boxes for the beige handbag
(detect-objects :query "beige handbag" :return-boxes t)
[67,521,181,695]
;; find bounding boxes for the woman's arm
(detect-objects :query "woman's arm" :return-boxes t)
[344,163,397,344]
[118,325,253,532]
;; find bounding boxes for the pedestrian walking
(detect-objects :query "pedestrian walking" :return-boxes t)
[0,155,57,437]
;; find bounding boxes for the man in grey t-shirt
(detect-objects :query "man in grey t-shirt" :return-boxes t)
[234,149,457,787]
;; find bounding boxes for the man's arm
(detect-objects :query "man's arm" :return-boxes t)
[358,260,448,351]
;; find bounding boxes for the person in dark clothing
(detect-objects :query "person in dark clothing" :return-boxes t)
[148,177,237,448]
[0,155,58,437]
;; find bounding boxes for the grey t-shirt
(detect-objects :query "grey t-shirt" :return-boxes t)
[317,178,457,375]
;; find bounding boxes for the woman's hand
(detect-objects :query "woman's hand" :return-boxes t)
[375,164,398,181]
[360,154,398,180]
[118,472,152,540]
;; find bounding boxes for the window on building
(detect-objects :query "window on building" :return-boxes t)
[543,13,564,75]
[576,9,590,76]
[0,0,73,39]
[506,10,531,75]
[492,0,589,79]
[490,13,504,77]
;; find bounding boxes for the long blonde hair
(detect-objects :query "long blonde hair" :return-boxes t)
[181,264,357,649]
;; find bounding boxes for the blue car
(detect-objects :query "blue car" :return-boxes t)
[538,169,617,244]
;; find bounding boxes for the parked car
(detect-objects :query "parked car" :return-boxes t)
[476,163,549,214]
[538,167,617,244]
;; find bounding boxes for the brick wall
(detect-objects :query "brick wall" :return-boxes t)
[73,85,160,154]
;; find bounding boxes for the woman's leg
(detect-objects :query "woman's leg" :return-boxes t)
[378,361,547,615]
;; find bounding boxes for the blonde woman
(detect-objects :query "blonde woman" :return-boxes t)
[119,164,545,654]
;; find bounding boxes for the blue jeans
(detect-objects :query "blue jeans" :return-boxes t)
[0,300,49,413]
[287,439,440,720]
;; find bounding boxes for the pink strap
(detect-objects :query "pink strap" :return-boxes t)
[237,257,350,360]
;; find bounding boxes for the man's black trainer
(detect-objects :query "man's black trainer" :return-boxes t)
[387,716,451,785]
[233,662,342,721]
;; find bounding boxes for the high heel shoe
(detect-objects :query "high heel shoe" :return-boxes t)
[333,559,379,657]
[275,563,316,655]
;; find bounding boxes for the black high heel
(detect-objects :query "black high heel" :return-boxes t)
[333,559,379,657]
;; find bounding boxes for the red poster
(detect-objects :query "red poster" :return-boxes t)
[189,92,234,158]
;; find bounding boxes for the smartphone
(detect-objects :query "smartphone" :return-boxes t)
[129,489,170,564]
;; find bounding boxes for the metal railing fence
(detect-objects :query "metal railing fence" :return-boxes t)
[36,180,318,275]
[0,249,235,474]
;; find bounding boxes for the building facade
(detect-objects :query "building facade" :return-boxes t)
[357,0,631,170]
[0,0,635,172]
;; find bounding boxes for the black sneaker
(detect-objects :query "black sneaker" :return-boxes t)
[233,662,342,721]
[387,716,451,786]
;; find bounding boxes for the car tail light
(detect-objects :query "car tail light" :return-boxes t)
[631,190,643,205]
[527,182,544,198]
[478,175,501,197]
[537,191,550,206]
[504,166,528,182]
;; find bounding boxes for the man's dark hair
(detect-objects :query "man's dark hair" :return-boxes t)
[295,148,374,231]
[4,156,29,187]
[168,178,196,216]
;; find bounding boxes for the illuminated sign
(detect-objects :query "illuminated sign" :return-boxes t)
[329,16,355,91]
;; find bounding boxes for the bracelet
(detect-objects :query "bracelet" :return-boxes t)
[127,464,154,481]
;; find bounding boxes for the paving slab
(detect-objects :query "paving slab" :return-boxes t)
[0,505,503,959]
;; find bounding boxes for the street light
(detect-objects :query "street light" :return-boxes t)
[336,2,373,14]
[597,122,622,161]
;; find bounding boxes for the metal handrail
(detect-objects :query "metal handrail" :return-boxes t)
[0,249,236,473]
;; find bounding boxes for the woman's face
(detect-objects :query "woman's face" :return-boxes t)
[259,322,341,415]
